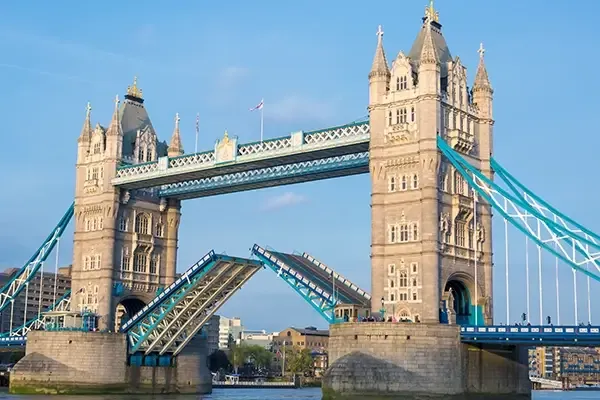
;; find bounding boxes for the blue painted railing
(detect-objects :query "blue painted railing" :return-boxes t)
[461,325,600,346]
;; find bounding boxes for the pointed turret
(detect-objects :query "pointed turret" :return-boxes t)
[106,95,123,137]
[419,17,439,65]
[168,113,184,157]
[369,25,390,105]
[78,102,92,143]
[473,43,492,94]
[369,25,390,80]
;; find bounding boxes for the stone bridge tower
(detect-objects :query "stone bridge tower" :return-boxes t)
[72,79,184,330]
[368,5,494,325]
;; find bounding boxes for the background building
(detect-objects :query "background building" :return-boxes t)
[0,266,71,333]
[272,326,329,376]
[529,346,600,383]
[240,329,275,349]
[206,315,244,355]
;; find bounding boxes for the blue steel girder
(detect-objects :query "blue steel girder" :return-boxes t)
[158,152,369,200]
[461,325,600,347]
[0,204,74,314]
[252,245,337,323]
[437,136,600,283]
[124,253,262,356]
[0,336,26,348]
[111,121,369,190]
[1,290,72,338]
[302,252,371,306]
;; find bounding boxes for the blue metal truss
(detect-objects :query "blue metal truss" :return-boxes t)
[158,152,369,200]
[461,325,600,346]
[0,204,74,314]
[123,251,262,356]
[0,336,26,348]
[252,245,337,323]
[437,137,600,283]
[0,290,72,338]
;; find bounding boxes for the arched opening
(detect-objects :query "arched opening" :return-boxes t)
[445,280,472,325]
[115,297,146,331]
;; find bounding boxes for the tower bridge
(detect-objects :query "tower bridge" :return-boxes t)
[2,2,597,398]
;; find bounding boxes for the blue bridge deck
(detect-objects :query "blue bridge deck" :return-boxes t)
[461,325,600,346]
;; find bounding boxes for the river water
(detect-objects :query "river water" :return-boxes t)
[0,388,597,399]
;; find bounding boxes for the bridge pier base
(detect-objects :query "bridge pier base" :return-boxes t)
[9,331,212,395]
[322,323,531,400]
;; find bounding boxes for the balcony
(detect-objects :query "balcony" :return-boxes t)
[447,128,474,154]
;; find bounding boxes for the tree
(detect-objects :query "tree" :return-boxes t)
[230,344,248,373]
[286,348,314,375]
[208,349,230,373]
[245,345,272,370]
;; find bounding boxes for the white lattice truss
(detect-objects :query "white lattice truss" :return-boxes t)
[160,152,369,196]
[466,168,600,281]
[0,227,62,311]
[127,261,261,356]
[115,122,370,179]
[7,293,72,337]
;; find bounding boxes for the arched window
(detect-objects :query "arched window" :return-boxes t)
[411,107,415,122]
[93,142,101,154]
[93,286,99,304]
[390,279,395,288]
[412,223,419,241]
[396,109,400,124]
[121,247,130,271]
[396,77,400,91]
[133,251,147,272]
[412,278,417,287]
[155,223,164,237]
[388,176,396,192]
[390,293,395,301]
[400,309,410,317]
[399,272,408,287]
[388,111,392,126]
[401,175,407,190]
[150,254,159,274]
[135,213,149,234]
[389,225,397,243]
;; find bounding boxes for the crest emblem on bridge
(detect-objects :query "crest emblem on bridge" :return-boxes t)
[215,130,237,164]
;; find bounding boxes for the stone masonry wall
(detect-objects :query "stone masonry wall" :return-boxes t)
[323,323,464,398]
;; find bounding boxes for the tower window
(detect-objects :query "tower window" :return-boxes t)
[388,264,395,275]
[150,254,159,274]
[400,76,408,90]
[455,221,466,247]
[412,223,419,241]
[411,107,415,122]
[396,77,400,91]
[390,293,395,302]
[412,174,419,189]
[400,293,408,301]
[399,272,408,288]
[390,279,395,288]
[401,175,407,190]
[413,292,418,301]
[389,225,398,243]
[133,252,147,273]
[119,216,128,232]
[135,213,150,235]
[400,108,407,123]
[396,109,400,124]
[399,224,409,242]
[388,176,396,192]
[388,111,392,126]
[121,247,130,271]
[93,142,101,154]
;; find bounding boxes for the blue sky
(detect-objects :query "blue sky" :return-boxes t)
[1,0,599,332]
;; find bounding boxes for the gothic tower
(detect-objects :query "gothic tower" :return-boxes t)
[369,5,494,325]
[72,78,183,330]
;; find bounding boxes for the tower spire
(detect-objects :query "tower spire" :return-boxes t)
[424,0,440,23]
[168,113,184,157]
[369,25,390,79]
[106,95,123,136]
[78,102,92,143]
[473,43,492,93]
[419,16,440,65]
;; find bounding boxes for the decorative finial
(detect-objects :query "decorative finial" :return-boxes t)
[376,25,384,40]
[478,43,486,60]
[114,94,120,109]
[224,130,229,139]
[425,0,439,23]
[126,76,143,99]
[175,112,180,128]
[86,102,92,114]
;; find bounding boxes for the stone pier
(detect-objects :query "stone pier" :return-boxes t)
[9,331,212,395]
[322,323,531,400]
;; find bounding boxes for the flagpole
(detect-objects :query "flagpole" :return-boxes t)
[195,113,199,153]
[260,99,264,142]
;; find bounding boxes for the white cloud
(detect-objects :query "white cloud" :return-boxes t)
[261,192,307,211]
[266,95,337,123]
[218,66,249,88]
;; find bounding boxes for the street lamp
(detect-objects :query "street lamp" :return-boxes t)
[380,297,385,321]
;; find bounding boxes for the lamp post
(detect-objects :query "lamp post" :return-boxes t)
[380,297,385,321]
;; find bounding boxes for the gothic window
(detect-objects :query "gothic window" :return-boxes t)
[412,278,417,287]
[411,262,418,274]
[86,168,91,181]
[91,218,97,231]
[91,167,99,180]
[388,111,392,126]
[98,217,103,230]
[135,213,150,234]
[87,291,93,305]
[99,167,104,180]
[93,285,99,304]
[399,224,409,242]
[459,86,464,106]
[467,118,471,134]
[452,83,456,103]
[396,109,400,124]
[390,293,395,302]
[412,223,419,241]
[452,112,457,130]
[412,292,418,301]
[389,225,398,243]
[460,115,464,131]
[411,107,415,122]
[400,108,407,123]
[396,77,400,91]
[119,216,128,232]
[121,247,130,271]
[150,254,159,274]
[85,219,91,232]
[454,171,465,195]
[133,252,147,273]
[412,174,419,189]
[388,176,396,192]
[155,223,164,237]
[400,76,408,90]
[388,264,395,275]
[400,293,408,301]
[138,146,145,163]
[399,272,408,288]
[389,279,395,288]
[468,221,474,249]
[83,256,91,271]
[93,142,101,154]
[455,221,466,247]
[401,175,407,190]
[444,109,450,129]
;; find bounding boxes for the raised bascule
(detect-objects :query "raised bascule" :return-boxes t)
[3,3,600,399]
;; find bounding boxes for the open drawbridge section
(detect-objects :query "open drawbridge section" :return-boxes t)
[122,251,262,357]
[252,244,370,323]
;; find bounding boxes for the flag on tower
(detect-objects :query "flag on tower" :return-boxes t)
[249,99,264,111]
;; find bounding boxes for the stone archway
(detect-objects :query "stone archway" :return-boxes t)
[444,279,472,325]
[115,297,146,331]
